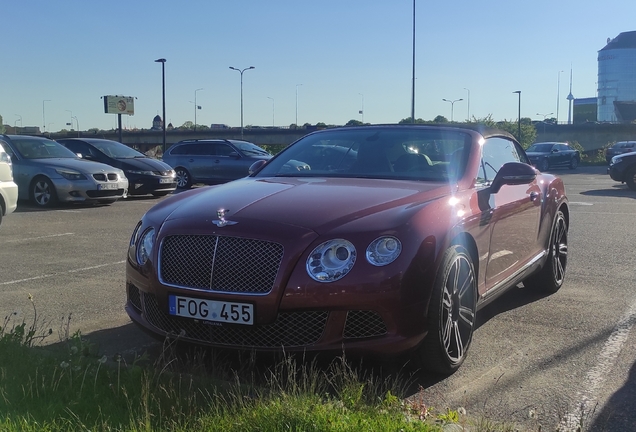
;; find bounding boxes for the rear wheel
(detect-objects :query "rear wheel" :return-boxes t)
[31,176,57,208]
[416,244,477,375]
[524,210,568,293]
[625,166,636,191]
[175,167,192,189]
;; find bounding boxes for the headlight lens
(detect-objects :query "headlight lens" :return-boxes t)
[136,227,155,265]
[306,239,356,282]
[366,236,402,266]
[56,168,86,180]
[611,156,622,165]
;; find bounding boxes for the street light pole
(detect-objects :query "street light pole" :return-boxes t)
[267,97,275,127]
[442,98,463,122]
[229,66,255,138]
[359,93,364,123]
[155,58,167,154]
[513,90,521,142]
[42,100,51,133]
[14,114,22,134]
[556,70,564,124]
[295,84,303,127]
[72,116,80,137]
[411,0,416,123]
[194,88,203,132]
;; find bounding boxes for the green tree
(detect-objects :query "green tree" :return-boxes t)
[433,115,448,123]
[0,115,5,134]
[398,117,427,124]
[345,119,363,126]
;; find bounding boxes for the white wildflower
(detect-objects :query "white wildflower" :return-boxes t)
[70,346,78,354]
[60,361,70,369]
[457,407,466,416]
[98,355,108,364]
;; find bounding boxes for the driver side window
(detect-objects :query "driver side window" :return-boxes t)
[477,137,528,184]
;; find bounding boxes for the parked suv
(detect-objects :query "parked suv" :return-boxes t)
[0,141,18,226]
[605,141,636,164]
[608,151,636,190]
[162,139,272,189]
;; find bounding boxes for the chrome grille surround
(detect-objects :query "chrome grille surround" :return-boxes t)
[142,293,327,348]
[160,235,284,294]
[343,310,388,339]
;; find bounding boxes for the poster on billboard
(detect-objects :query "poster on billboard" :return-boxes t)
[103,95,135,115]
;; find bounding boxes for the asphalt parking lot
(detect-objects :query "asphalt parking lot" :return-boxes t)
[1,166,635,431]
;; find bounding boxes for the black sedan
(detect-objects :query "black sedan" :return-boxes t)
[57,138,177,197]
[608,151,636,190]
[526,142,580,171]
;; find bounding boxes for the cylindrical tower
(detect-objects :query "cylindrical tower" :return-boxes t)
[598,31,636,122]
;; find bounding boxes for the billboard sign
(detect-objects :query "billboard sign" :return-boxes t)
[103,95,135,115]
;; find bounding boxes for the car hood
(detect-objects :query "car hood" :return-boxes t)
[159,177,450,234]
[26,157,122,174]
[115,157,173,172]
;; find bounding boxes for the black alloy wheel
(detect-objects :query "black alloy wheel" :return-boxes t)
[539,158,549,172]
[569,156,579,170]
[626,166,636,191]
[524,210,568,293]
[418,244,477,375]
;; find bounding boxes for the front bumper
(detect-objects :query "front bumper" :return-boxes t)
[54,177,129,202]
[607,163,626,182]
[126,174,177,196]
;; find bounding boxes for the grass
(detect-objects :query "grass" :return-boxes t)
[0,297,593,432]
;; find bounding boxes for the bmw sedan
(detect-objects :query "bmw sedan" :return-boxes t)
[0,135,128,207]
[57,138,176,197]
[526,142,580,171]
[126,125,569,375]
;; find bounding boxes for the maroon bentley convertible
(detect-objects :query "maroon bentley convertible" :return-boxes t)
[126,125,569,374]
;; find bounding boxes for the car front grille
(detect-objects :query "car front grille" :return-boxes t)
[92,173,120,181]
[343,310,387,339]
[128,283,142,312]
[160,235,284,294]
[142,293,327,348]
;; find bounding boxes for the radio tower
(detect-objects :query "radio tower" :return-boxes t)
[567,66,574,124]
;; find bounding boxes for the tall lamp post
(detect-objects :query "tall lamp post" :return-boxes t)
[411,0,416,123]
[155,58,167,153]
[14,114,22,134]
[556,70,564,124]
[229,66,255,138]
[442,98,463,122]
[295,84,303,127]
[194,88,203,132]
[359,93,364,123]
[513,90,521,142]
[42,100,51,133]
[267,97,275,127]
[72,116,80,137]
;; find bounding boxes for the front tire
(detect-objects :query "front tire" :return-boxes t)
[524,210,568,293]
[31,176,57,208]
[539,158,549,172]
[175,167,192,189]
[569,156,579,170]
[416,244,477,375]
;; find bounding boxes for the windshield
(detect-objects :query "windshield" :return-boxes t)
[255,127,471,182]
[234,141,271,156]
[527,143,555,152]
[91,140,145,158]
[12,137,78,159]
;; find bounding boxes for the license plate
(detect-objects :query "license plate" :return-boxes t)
[168,295,254,325]
[98,183,118,190]
[159,178,173,184]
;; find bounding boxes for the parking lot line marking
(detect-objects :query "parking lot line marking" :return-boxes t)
[6,233,74,243]
[0,261,126,286]
[560,299,636,430]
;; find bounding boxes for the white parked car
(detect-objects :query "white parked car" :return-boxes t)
[0,141,18,226]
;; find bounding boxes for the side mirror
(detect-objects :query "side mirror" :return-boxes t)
[552,148,559,153]
[490,162,536,193]
[248,159,268,175]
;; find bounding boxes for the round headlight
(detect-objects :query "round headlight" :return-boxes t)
[366,236,402,266]
[306,239,356,282]
[136,227,155,265]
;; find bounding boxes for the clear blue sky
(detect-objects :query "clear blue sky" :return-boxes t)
[2,0,635,132]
